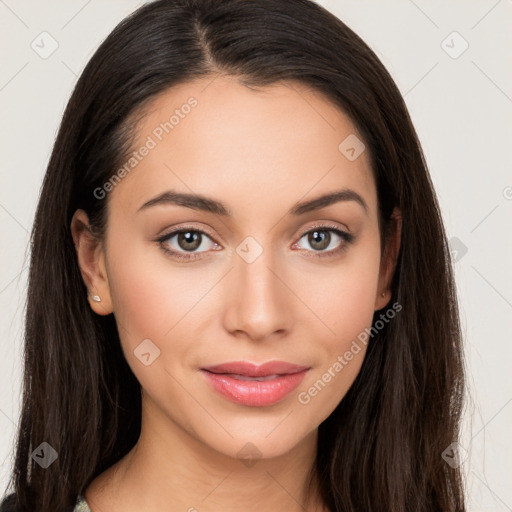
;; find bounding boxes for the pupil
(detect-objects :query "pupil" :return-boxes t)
[178,231,201,251]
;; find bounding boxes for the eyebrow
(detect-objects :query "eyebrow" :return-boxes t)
[137,188,368,216]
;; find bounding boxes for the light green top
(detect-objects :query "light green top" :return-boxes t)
[74,495,93,511]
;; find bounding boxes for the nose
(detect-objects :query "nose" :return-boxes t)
[221,244,293,342]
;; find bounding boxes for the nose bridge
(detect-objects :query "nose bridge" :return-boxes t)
[223,234,292,339]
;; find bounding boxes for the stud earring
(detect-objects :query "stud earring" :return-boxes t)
[381,292,386,297]
[91,295,101,303]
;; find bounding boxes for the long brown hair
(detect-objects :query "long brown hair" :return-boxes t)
[2,1,465,510]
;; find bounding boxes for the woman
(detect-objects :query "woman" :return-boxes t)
[0,0,465,511]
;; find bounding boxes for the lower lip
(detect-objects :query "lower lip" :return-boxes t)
[201,369,309,407]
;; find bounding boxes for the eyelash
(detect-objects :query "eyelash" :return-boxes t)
[155,223,355,262]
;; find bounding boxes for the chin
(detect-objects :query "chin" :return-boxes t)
[194,413,317,463]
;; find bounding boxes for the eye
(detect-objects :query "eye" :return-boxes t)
[156,223,355,262]
[293,224,354,258]
[157,227,220,261]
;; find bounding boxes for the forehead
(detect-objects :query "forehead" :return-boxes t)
[108,76,377,221]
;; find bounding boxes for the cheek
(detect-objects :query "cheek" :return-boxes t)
[324,263,379,337]
[106,235,203,336]
[294,239,381,414]
[104,245,198,405]
[296,237,381,340]
[104,236,223,386]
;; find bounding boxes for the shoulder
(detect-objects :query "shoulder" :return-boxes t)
[0,493,91,512]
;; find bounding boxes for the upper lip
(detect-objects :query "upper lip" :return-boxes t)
[201,361,310,377]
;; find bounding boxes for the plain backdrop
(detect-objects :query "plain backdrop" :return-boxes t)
[1,0,511,509]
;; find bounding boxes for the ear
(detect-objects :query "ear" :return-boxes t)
[70,209,113,315]
[374,207,402,311]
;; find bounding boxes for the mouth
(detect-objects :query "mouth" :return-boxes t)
[200,361,310,407]
[210,373,286,381]
[202,360,310,377]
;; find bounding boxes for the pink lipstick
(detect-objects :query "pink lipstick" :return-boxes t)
[201,361,310,407]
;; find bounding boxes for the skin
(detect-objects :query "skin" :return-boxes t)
[71,75,401,512]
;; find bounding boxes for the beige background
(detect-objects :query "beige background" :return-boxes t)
[1,0,511,509]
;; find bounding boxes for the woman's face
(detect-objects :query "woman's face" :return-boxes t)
[75,76,397,460]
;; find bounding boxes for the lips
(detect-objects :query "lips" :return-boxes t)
[200,361,310,407]
[202,361,309,376]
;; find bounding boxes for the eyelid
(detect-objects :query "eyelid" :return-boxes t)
[296,220,351,238]
[156,223,220,245]
[156,221,351,244]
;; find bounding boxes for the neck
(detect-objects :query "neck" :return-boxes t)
[85,395,328,512]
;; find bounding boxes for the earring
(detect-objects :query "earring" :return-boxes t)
[381,292,386,297]
[91,294,101,303]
